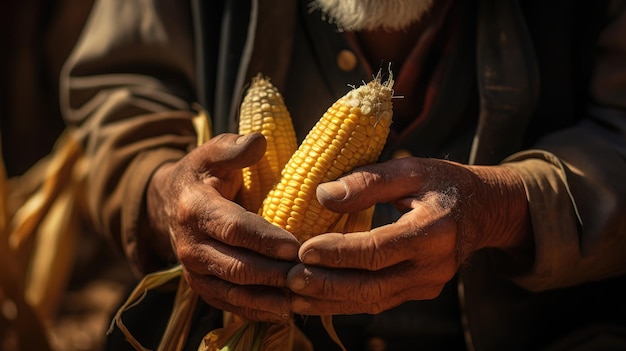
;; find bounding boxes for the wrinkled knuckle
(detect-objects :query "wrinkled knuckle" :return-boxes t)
[370,250,387,271]
[176,245,196,266]
[357,278,384,303]
[220,213,248,241]
[365,237,387,271]
[355,169,384,189]
[214,216,237,243]
[374,281,387,301]
[175,190,200,225]
[225,259,247,284]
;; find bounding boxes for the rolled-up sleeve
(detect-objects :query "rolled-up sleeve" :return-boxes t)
[59,0,198,276]
[503,140,626,291]
[497,1,626,290]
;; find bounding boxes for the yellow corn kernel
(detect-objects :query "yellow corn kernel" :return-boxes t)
[261,76,394,242]
[237,74,298,212]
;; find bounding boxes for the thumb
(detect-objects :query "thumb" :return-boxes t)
[194,132,267,171]
[316,158,424,213]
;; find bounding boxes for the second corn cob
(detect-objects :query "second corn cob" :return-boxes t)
[261,75,394,242]
[237,75,298,212]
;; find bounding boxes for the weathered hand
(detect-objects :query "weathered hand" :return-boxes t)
[287,157,530,316]
[147,133,300,323]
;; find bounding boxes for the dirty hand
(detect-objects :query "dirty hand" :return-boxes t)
[147,133,300,323]
[287,157,531,316]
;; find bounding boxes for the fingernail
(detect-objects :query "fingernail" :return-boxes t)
[290,276,307,291]
[235,134,250,144]
[292,298,310,313]
[317,181,347,201]
[300,249,320,264]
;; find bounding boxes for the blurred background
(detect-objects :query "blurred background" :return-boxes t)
[1,1,137,350]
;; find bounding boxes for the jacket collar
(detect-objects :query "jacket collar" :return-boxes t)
[470,0,540,165]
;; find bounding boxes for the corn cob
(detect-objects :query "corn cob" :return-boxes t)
[261,75,394,242]
[199,75,394,351]
[238,74,298,212]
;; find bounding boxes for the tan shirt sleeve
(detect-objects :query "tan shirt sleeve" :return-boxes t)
[495,1,626,291]
[502,148,626,291]
[60,0,198,276]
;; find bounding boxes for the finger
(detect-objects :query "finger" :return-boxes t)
[178,235,295,287]
[288,261,452,302]
[192,132,267,172]
[298,206,456,270]
[184,270,292,323]
[287,264,447,315]
[185,191,299,261]
[290,289,441,316]
[316,157,427,213]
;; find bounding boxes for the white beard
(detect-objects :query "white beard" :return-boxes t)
[311,0,435,31]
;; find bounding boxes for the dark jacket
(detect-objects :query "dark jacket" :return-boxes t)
[61,0,626,349]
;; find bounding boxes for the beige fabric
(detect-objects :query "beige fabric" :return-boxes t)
[60,0,198,274]
[504,151,626,291]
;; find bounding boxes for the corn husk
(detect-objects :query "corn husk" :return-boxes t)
[11,131,86,322]
[1,132,53,350]
[108,265,196,351]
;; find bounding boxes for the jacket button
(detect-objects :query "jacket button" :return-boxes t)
[366,336,387,351]
[337,49,357,71]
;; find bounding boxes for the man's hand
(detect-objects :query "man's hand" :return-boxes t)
[147,133,300,323]
[287,157,531,316]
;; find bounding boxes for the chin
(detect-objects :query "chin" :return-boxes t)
[312,0,434,31]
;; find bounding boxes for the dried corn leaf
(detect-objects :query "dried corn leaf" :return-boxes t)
[199,319,269,351]
[321,315,347,351]
[6,130,87,321]
[198,318,244,351]
[330,205,375,234]
[259,323,291,350]
[9,130,83,256]
[23,181,79,321]
[192,104,213,146]
[157,273,199,351]
[1,132,53,350]
[323,206,376,351]
[109,265,185,351]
